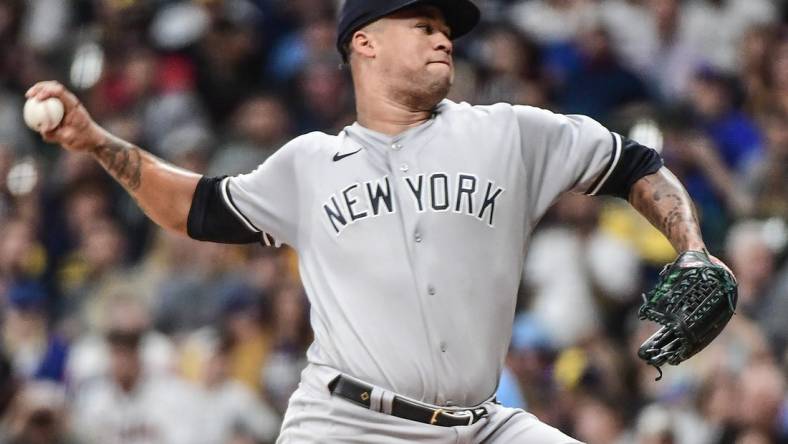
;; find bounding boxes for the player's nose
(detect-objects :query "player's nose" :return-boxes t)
[434,32,452,56]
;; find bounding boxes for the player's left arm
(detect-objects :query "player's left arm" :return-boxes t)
[583,132,730,269]
[628,168,738,378]
[513,107,726,264]
[627,167,733,274]
[628,167,706,253]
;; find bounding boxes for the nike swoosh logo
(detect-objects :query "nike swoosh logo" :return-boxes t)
[333,148,362,162]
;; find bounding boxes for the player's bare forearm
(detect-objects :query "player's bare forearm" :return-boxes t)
[629,167,705,253]
[90,132,200,233]
[26,80,200,235]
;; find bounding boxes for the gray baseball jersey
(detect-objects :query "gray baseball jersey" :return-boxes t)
[221,99,621,407]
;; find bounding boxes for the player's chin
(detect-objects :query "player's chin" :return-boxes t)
[425,65,453,87]
[424,76,451,97]
[427,61,453,75]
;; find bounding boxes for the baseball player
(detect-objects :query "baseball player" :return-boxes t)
[27,0,732,442]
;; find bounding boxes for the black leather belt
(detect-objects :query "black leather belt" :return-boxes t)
[328,375,490,427]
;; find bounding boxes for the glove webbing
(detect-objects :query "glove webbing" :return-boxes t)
[638,267,735,380]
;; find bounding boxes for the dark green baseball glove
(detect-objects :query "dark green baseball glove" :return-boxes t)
[637,250,738,380]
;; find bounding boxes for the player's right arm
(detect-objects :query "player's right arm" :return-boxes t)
[27,81,200,235]
[28,81,299,247]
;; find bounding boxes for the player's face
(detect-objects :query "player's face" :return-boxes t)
[373,6,454,108]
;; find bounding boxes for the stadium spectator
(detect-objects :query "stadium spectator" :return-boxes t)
[0,143,16,219]
[66,295,174,391]
[474,26,548,107]
[72,296,201,444]
[0,219,45,291]
[688,67,763,172]
[2,281,68,382]
[261,283,310,413]
[734,362,788,443]
[746,108,788,219]
[524,193,640,347]
[727,221,788,358]
[738,25,778,117]
[557,26,649,120]
[199,334,281,444]
[573,394,632,444]
[682,0,777,73]
[209,94,293,176]
[765,33,788,117]
[508,0,596,46]
[218,289,272,393]
[0,381,75,444]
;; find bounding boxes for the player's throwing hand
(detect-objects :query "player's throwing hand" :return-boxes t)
[25,81,106,153]
[25,80,201,234]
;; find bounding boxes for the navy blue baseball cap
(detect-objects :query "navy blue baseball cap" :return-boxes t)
[337,0,481,59]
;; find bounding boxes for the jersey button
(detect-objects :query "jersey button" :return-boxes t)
[427,286,436,295]
[391,143,402,150]
[440,342,448,352]
[400,164,409,172]
[414,233,422,243]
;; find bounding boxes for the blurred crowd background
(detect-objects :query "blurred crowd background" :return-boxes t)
[0,0,787,443]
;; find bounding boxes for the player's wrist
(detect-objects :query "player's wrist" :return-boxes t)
[676,241,706,255]
[87,128,116,155]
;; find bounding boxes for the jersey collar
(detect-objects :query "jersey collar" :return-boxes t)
[343,99,451,156]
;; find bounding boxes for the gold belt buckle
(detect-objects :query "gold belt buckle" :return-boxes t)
[430,408,444,425]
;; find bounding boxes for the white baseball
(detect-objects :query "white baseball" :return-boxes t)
[23,97,65,133]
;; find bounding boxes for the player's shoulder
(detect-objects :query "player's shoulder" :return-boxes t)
[274,130,342,160]
[283,131,338,150]
[437,99,516,117]
[435,100,523,131]
[437,99,556,124]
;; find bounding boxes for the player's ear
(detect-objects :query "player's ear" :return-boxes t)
[351,29,377,59]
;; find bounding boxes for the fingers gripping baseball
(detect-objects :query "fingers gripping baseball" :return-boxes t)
[25,81,104,152]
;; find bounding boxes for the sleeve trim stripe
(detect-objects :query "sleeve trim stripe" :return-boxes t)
[587,132,622,196]
[221,177,262,234]
[264,232,282,248]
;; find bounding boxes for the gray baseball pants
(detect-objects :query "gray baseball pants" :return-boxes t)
[277,364,581,443]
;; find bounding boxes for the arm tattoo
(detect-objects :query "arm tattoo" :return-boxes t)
[629,170,705,252]
[91,136,143,191]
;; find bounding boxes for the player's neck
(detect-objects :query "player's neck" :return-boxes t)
[355,88,435,137]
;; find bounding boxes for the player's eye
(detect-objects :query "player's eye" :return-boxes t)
[416,23,433,34]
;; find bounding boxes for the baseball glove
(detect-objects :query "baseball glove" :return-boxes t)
[637,250,738,380]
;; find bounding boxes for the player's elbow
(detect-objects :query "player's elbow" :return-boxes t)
[166,217,190,237]
[136,195,193,238]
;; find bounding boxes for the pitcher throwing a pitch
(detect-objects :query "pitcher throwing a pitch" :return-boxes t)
[27,0,736,442]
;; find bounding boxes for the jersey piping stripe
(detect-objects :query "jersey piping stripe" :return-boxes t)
[220,177,262,234]
[265,233,281,248]
[221,178,280,246]
[587,132,622,196]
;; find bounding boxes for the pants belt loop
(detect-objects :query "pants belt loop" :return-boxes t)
[369,387,383,413]
[381,390,396,415]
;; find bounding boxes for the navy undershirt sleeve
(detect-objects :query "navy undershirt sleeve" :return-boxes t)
[187,176,262,244]
[596,137,664,200]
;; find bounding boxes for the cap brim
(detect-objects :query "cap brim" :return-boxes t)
[420,0,480,40]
